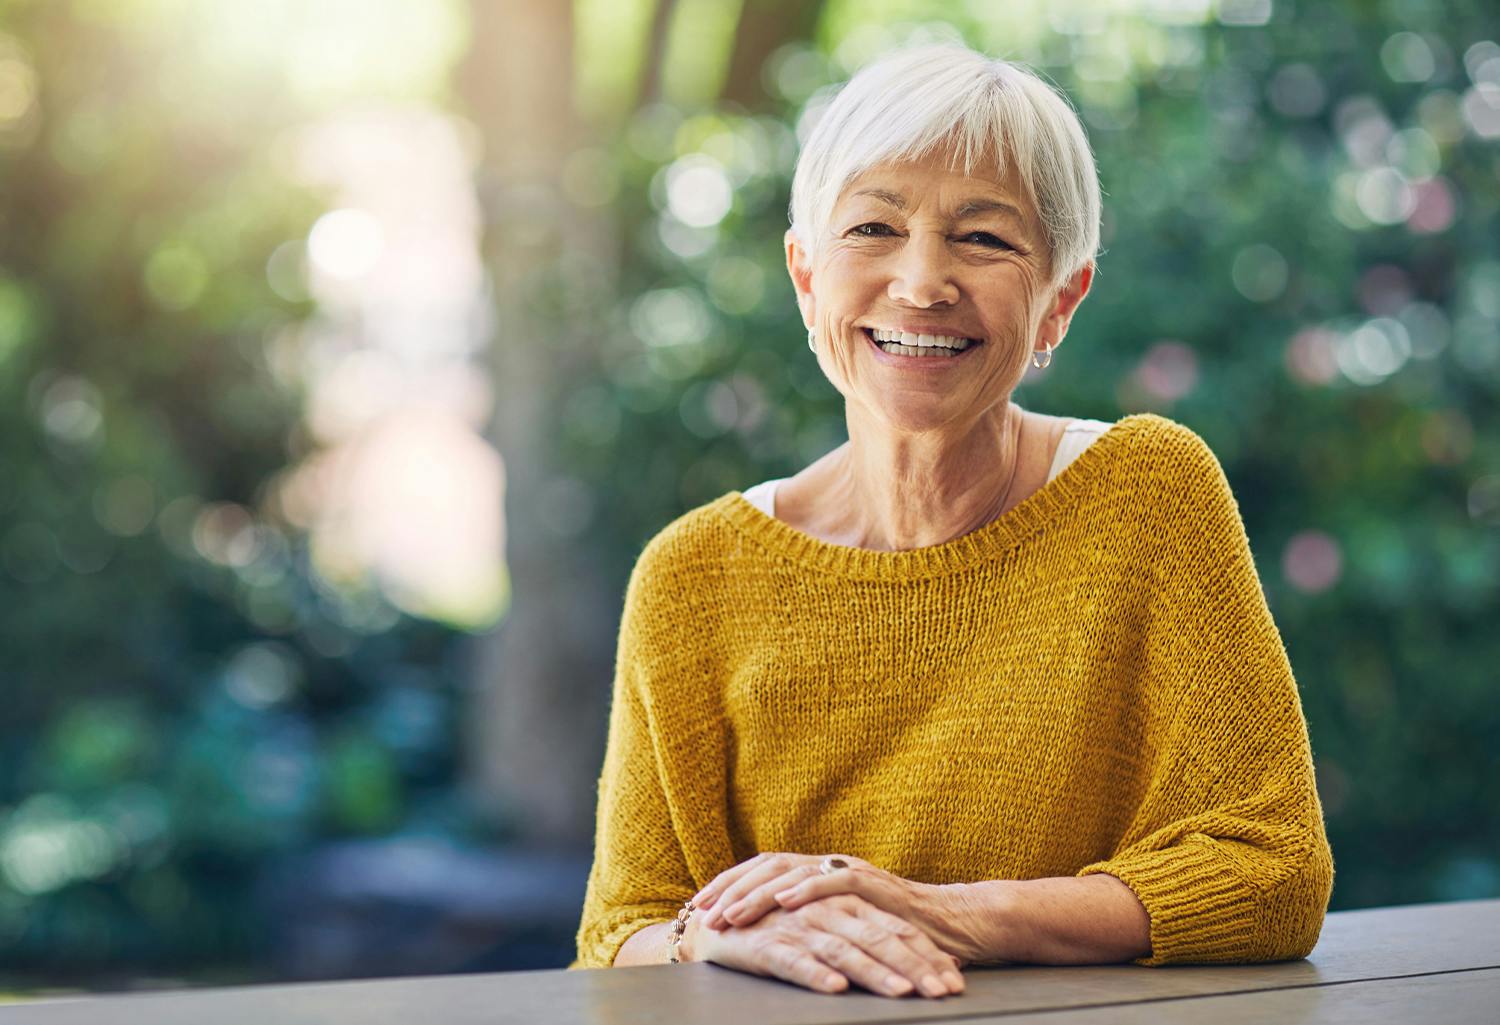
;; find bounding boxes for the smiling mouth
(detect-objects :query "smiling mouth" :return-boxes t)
[863,327,983,358]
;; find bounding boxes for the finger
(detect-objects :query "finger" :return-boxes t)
[704,859,791,927]
[772,857,884,911]
[703,858,809,929]
[775,877,964,989]
[815,903,961,998]
[803,926,916,999]
[716,864,824,930]
[854,902,965,996]
[759,939,849,995]
[692,853,772,911]
[707,853,862,912]
[706,862,806,929]
[772,870,856,910]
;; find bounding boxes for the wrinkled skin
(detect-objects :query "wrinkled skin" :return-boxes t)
[781,144,1094,552]
[688,852,971,998]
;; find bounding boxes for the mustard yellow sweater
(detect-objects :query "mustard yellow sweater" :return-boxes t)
[572,412,1334,970]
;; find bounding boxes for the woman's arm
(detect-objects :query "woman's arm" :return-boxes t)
[694,857,1151,967]
[945,873,1151,965]
[571,548,702,970]
[612,920,684,966]
[1057,424,1335,965]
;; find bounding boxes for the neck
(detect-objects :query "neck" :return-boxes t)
[813,401,1025,551]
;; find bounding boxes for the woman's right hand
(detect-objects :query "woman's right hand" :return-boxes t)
[688,892,964,999]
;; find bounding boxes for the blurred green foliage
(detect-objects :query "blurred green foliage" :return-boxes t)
[0,0,1497,993]
[0,1,484,987]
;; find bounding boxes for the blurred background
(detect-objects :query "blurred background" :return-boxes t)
[0,0,1496,997]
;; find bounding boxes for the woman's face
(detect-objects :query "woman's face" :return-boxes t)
[787,148,1092,435]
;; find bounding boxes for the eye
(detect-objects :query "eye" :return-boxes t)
[850,222,897,238]
[961,231,1012,249]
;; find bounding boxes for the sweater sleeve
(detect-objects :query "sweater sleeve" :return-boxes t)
[1074,426,1335,966]
[569,555,697,970]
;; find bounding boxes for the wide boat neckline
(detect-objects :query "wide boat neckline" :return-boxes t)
[714,413,1151,580]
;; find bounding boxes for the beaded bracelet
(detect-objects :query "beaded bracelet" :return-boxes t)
[668,899,696,963]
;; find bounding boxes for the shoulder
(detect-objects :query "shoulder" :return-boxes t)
[1108,413,1227,484]
[1118,416,1255,568]
[622,495,741,616]
[1082,414,1243,548]
[633,494,739,569]
[1104,410,1206,450]
[1035,410,1210,454]
[1035,411,1226,493]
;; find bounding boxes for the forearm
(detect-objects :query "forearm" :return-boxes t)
[612,911,705,966]
[612,921,672,965]
[952,873,1152,966]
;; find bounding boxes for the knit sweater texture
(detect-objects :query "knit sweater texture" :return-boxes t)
[571,412,1335,970]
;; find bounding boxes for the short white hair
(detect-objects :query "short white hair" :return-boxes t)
[789,43,1102,285]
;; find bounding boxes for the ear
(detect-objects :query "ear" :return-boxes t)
[785,229,815,330]
[1037,261,1094,352]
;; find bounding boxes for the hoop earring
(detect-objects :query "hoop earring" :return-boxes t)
[807,328,817,353]
[1031,342,1054,370]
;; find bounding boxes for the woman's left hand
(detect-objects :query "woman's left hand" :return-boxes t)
[691,852,982,966]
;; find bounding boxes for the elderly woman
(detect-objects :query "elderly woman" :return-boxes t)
[569,42,1335,999]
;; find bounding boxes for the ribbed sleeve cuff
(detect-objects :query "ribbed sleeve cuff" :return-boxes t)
[1077,840,1260,966]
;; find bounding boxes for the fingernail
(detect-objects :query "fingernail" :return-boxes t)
[944,970,964,991]
[885,974,911,994]
[774,889,794,901]
[920,974,944,997]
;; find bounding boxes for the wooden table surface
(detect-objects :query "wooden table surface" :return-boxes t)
[5,898,1497,1024]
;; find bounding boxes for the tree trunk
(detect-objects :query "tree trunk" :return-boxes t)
[457,0,616,846]
[638,0,678,106]
[720,0,825,110]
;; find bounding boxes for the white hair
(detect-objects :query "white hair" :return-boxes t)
[789,43,1102,286]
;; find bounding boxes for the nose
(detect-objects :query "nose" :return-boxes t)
[887,231,959,308]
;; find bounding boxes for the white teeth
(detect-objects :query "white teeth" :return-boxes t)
[869,328,973,350]
[877,342,959,357]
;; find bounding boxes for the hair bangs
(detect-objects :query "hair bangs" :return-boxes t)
[789,43,1100,286]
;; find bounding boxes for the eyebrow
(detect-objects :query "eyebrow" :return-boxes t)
[850,188,1024,222]
[954,198,1024,220]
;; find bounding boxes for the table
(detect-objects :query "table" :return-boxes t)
[5,898,1497,1024]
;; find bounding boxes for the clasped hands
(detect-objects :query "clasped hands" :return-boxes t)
[686,851,973,999]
